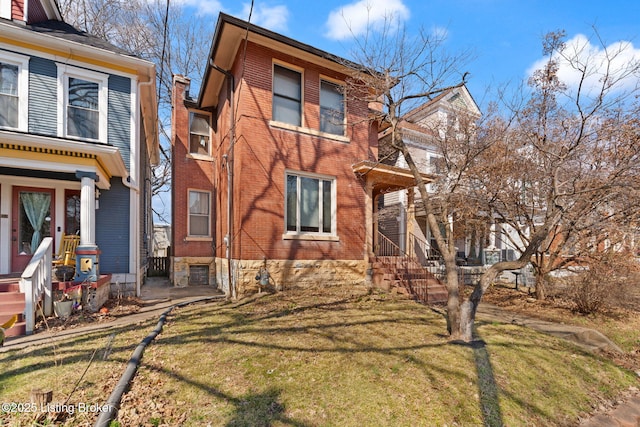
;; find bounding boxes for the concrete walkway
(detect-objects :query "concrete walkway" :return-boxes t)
[477,302,623,353]
[477,302,640,426]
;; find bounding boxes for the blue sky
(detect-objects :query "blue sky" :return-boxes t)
[176,0,640,107]
[153,1,639,223]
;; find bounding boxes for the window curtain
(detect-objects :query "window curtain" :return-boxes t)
[21,192,51,253]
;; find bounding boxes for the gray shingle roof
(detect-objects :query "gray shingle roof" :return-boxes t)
[25,20,137,57]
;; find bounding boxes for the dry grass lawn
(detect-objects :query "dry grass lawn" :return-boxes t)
[1,285,638,426]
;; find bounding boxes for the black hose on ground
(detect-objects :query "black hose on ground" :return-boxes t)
[94,296,223,427]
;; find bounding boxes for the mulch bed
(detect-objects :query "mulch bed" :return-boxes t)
[34,297,144,333]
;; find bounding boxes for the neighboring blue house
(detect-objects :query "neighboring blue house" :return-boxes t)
[0,0,158,295]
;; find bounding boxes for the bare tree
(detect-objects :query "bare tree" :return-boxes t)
[476,30,640,302]
[342,15,482,341]
[59,0,213,223]
[346,18,640,341]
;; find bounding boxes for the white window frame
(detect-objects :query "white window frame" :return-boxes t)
[272,61,303,128]
[57,64,108,143]
[283,170,338,241]
[187,189,211,239]
[0,50,29,132]
[0,0,10,19]
[319,76,346,136]
[188,110,212,158]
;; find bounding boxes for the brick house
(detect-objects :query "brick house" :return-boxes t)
[171,13,430,295]
[0,0,158,291]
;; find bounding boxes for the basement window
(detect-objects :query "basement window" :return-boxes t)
[189,265,209,286]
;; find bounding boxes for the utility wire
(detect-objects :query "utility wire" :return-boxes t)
[158,0,170,106]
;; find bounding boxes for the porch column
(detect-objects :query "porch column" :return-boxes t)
[75,171,100,282]
[77,172,97,246]
[364,181,373,264]
[406,189,415,257]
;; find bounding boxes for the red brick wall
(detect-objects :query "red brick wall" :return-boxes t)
[171,75,216,258]
[174,41,379,263]
[225,41,377,261]
[11,0,24,21]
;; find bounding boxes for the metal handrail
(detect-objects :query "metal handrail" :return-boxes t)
[19,237,53,335]
[407,231,443,265]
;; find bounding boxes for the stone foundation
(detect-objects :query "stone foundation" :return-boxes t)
[228,259,368,296]
[171,256,216,288]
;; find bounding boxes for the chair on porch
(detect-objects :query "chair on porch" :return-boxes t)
[52,234,80,267]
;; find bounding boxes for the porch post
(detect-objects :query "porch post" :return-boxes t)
[77,172,97,246]
[75,171,100,282]
[406,189,415,257]
[364,181,373,264]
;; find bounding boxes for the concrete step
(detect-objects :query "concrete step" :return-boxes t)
[2,320,26,338]
[0,292,25,302]
[0,282,20,292]
[427,290,448,303]
[0,310,26,338]
[0,299,25,315]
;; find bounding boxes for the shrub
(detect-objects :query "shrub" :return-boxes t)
[569,252,633,314]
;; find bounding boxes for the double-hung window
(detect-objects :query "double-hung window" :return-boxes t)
[0,52,28,131]
[273,64,302,126]
[188,190,210,237]
[320,79,345,136]
[285,171,336,236]
[189,112,211,156]
[57,65,108,142]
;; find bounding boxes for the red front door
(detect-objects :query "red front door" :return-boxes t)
[11,187,55,273]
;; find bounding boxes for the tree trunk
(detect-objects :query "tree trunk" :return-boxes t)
[456,264,503,341]
[444,257,461,337]
[535,273,547,300]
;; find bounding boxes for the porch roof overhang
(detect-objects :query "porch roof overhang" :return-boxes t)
[0,131,128,189]
[352,160,436,195]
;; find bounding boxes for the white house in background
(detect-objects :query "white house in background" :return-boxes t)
[378,84,503,265]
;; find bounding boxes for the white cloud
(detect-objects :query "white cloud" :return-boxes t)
[527,34,640,95]
[324,0,410,41]
[241,3,289,32]
[431,25,449,41]
[170,0,223,16]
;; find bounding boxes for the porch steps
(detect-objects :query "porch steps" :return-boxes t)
[372,256,448,304]
[0,281,26,338]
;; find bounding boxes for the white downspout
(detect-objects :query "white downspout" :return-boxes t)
[122,76,154,296]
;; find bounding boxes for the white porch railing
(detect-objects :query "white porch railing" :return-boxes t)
[19,237,53,335]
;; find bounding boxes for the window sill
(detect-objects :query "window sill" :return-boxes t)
[185,236,213,242]
[282,233,340,242]
[187,153,214,161]
[269,121,349,143]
